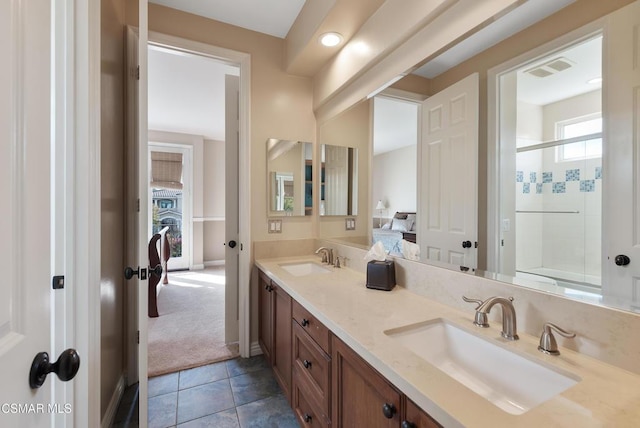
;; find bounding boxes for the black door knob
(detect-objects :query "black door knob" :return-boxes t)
[228,240,237,248]
[30,349,80,389]
[382,403,396,419]
[124,266,139,279]
[462,240,472,248]
[615,255,631,266]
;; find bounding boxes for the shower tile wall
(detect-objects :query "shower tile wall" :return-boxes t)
[516,148,602,280]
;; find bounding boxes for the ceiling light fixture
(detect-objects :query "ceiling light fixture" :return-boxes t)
[587,77,602,84]
[319,32,343,47]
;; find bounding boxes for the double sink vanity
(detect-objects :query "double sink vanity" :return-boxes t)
[256,252,640,427]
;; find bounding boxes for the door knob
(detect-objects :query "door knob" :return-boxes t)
[228,240,237,248]
[462,240,472,248]
[29,349,80,389]
[615,255,630,266]
[124,266,139,279]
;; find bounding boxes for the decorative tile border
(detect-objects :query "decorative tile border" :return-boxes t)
[518,166,603,193]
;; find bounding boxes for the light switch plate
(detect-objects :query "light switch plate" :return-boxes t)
[268,219,282,233]
[345,217,356,230]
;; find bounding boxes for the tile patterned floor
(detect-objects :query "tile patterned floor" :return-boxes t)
[112,356,298,428]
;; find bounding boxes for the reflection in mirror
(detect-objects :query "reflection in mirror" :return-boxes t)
[266,139,312,216]
[319,144,359,216]
[320,1,640,313]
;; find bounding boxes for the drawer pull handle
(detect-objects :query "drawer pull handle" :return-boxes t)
[382,403,396,419]
[301,318,309,327]
[303,359,312,369]
[303,413,312,423]
[402,421,417,428]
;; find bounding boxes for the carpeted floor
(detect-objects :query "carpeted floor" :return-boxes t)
[148,268,239,377]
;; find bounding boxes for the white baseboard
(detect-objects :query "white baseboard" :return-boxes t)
[101,374,125,428]
[191,263,205,270]
[250,341,263,357]
[204,260,225,267]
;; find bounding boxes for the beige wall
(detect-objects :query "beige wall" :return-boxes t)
[203,139,226,263]
[372,145,417,220]
[100,0,126,419]
[428,0,634,270]
[318,100,371,238]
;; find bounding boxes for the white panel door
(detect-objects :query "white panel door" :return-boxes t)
[0,0,73,426]
[225,74,240,344]
[324,145,349,215]
[419,73,479,270]
[603,0,640,303]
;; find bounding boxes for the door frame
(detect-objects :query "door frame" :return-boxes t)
[486,19,605,273]
[145,31,252,357]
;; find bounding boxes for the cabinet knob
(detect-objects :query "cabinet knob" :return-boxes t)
[382,403,396,419]
[303,413,312,423]
[303,359,312,369]
[401,422,417,428]
[301,318,309,327]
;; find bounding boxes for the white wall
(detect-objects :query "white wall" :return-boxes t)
[372,145,417,224]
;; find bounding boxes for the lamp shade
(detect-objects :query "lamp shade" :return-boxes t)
[375,200,385,210]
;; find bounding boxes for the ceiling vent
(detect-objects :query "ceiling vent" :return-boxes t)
[524,57,574,78]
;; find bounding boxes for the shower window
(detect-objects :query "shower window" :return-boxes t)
[556,115,602,161]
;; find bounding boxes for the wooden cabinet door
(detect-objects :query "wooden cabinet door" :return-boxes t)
[258,271,273,362]
[332,336,402,428]
[403,398,442,428]
[272,282,292,402]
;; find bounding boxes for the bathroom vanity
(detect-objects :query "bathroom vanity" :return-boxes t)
[255,255,640,427]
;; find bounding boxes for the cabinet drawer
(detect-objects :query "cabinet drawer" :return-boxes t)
[292,321,331,415]
[404,397,442,428]
[292,300,330,353]
[292,380,330,428]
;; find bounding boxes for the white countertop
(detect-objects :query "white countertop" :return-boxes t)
[256,255,640,427]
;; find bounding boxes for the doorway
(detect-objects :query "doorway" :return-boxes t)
[495,34,603,294]
[145,42,241,377]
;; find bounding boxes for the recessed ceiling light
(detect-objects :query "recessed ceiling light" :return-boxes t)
[319,32,343,47]
[587,77,602,84]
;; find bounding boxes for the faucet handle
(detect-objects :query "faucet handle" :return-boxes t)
[538,322,576,355]
[462,296,484,308]
[462,296,489,327]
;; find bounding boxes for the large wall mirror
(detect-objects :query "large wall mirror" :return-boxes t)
[266,138,313,217]
[319,0,640,314]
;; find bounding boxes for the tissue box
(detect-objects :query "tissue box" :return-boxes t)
[366,260,396,291]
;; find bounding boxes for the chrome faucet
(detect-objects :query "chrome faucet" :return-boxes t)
[463,296,519,341]
[315,247,333,265]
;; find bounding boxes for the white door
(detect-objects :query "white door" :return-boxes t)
[124,1,149,425]
[0,0,76,426]
[418,73,479,270]
[324,145,349,215]
[602,0,640,303]
[225,75,240,344]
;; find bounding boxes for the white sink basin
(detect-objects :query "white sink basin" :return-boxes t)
[384,318,580,415]
[279,262,331,276]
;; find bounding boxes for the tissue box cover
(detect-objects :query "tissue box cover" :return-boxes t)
[366,260,396,291]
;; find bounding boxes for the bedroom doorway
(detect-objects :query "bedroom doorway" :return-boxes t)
[371,94,420,256]
[145,42,241,376]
